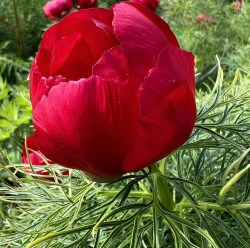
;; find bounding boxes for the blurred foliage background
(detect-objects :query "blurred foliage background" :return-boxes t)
[0,0,48,161]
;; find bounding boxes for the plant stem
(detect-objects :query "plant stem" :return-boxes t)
[218,164,250,205]
[25,225,93,248]
[97,190,151,198]
[150,164,175,211]
[12,0,23,58]
[175,202,250,211]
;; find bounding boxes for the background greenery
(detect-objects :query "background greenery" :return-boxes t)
[0,0,249,247]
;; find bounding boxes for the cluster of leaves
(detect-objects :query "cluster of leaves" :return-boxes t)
[0,0,48,59]
[0,40,32,162]
[0,65,249,247]
[0,0,48,161]
[0,76,32,161]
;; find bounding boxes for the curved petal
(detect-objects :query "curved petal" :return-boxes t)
[139,45,195,116]
[56,8,114,37]
[30,63,50,110]
[37,8,118,79]
[50,33,93,80]
[112,2,179,79]
[33,75,139,177]
[50,25,118,80]
[93,46,134,82]
[130,0,160,11]
[30,63,69,110]
[122,45,196,172]
[36,24,59,77]
[55,8,118,51]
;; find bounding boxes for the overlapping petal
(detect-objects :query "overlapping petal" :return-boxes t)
[32,8,118,108]
[112,2,179,79]
[130,0,160,11]
[34,73,139,177]
[123,45,196,172]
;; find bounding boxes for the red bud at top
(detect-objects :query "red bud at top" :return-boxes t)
[42,0,72,20]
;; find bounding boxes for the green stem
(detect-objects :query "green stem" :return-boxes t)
[12,0,23,58]
[175,202,250,211]
[97,190,151,198]
[151,164,175,211]
[218,164,250,205]
[152,173,160,248]
[25,225,92,248]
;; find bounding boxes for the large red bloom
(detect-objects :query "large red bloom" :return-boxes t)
[30,2,196,181]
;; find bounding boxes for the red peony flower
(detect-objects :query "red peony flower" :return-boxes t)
[22,135,68,180]
[42,0,73,20]
[77,0,98,9]
[130,0,160,11]
[30,2,196,181]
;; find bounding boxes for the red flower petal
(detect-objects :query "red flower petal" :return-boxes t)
[93,46,134,82]
[122,45,196,172]
[130,0,160,11]
[30,63,69,110]
[33,75,139,177]
[112,2,179,79]
[50,32,93,80]
[36,8,118,80]
[36,24,59,77]
[57,7,114,36]
[29,63,50,110]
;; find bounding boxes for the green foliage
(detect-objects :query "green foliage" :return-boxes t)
[0,76,32,161]
[0,41,30,85]
[0,66,249,247]
[159,0,250,84]
[0,0,48,59]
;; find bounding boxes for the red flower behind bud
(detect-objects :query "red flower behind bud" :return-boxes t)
[42,0,72,20]
[76,0,98,9]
